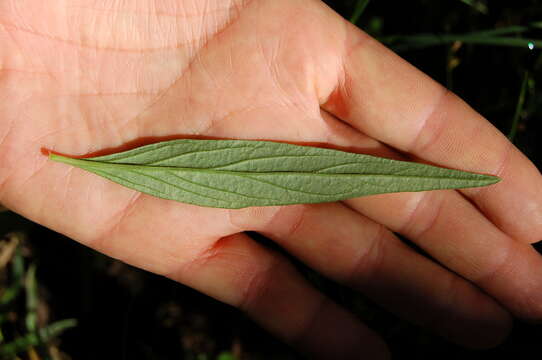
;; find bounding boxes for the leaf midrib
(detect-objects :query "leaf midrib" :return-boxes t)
[50,154,498,183]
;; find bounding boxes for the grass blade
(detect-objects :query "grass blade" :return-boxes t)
[24,264,38,333]
[0,234,25,308]
[383,33,541,51]
[458,0,488,14]
[350,0,370,25]
[0,319,77,358]
[508,71,530,142]
[469,25,528,37]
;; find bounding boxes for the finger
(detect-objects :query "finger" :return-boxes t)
[345,188,542,321]
[230,203,511,348]
[169,232,390,360]
[321,22,542,243]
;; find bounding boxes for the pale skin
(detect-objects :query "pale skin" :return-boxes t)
[1,0,542,358]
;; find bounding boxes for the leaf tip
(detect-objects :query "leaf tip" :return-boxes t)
[484,174,501,186]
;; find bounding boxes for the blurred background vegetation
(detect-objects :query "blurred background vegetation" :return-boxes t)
[1,0,541,359]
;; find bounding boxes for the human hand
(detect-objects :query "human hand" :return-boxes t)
[1,1,542,359]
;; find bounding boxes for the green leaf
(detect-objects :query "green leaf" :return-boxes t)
[49,139,499,209]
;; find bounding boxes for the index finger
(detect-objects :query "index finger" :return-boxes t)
[322,24,542,243]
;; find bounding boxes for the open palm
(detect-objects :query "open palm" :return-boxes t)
[2,1,542,358]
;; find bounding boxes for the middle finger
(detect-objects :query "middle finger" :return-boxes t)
[229,201,511,348]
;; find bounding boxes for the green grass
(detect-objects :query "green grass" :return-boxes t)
[508,71,530,142]
[458,0,488,14]
[349,0,370,24]
[0,233,77,359]
[382,32,541,51]
[379,21,542,51]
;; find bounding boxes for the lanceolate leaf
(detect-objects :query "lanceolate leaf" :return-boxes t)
[49,139,499,209]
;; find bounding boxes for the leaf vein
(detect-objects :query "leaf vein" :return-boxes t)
[146,145,255,165]
[166,171,277,202]
[238,174,353,198]
[210,154,336,169]
[127,170,231,204]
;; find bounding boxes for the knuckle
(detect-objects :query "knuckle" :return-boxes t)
[237,256,284,312]
[400,191,444,240]
[228,204,308,238]
[409,87,450,154]
[228,206,281,232]
[347,224,386,285]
